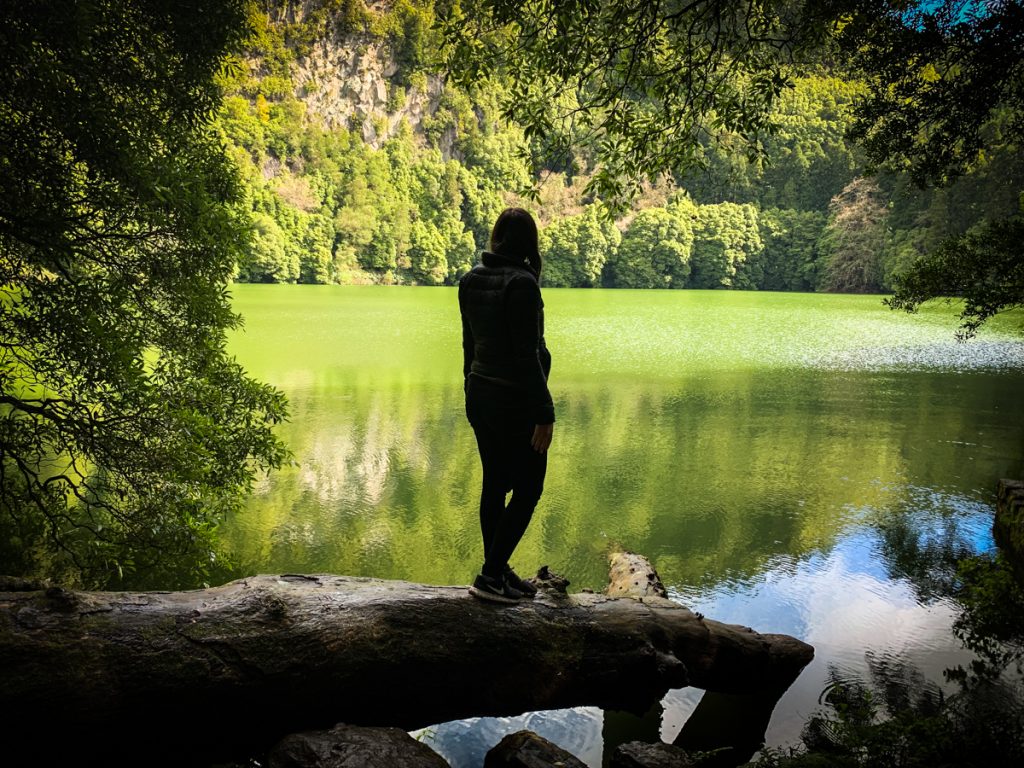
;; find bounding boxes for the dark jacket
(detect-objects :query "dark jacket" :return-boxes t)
[459,250,554,425]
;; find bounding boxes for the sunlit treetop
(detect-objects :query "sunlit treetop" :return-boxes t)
[842,0,1024,186]
[437,0,839,212]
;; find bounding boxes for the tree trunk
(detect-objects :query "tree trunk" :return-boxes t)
[0,555,812,764]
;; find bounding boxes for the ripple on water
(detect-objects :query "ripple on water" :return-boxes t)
[797,340,1024,372]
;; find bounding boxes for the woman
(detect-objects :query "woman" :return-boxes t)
[458,208,554,603]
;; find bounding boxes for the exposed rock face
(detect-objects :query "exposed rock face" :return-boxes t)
[292,37,446,148]
[267,723,449,768]
[610,741,696,768]
[483,730,587,768]
[243,1,462,167]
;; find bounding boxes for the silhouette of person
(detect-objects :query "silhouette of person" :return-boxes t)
[458,208,554,603]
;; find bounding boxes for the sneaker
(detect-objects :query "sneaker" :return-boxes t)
[504,565,537,598]
[468,573,524,604]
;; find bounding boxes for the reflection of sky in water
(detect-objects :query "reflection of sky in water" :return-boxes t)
[224,287,1022,764]
[667,504,995,750]
[414,708,603,768]
[419,499,997,767]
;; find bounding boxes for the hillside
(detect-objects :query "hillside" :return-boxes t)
[218,0,1022,292]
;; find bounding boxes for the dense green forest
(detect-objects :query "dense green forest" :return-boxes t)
[3,0,1021,584]
[2,3,1022,764]
[221,0,1022,295]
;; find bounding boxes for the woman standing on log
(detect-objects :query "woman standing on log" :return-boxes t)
[458,208,554,603]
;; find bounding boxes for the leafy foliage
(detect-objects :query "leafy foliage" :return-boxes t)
[690,201,763,288]
[685,74,865,212]
[539,206,621,288]
[887,217,1024,338]
[841,0,1024,333]
[740,208,826,291]
[0,0,288,586]
[608,205,694,288]
[220,2,1021,323]
[844,1,1024,188]
[755,550,1024,768]
[438,0,835,212]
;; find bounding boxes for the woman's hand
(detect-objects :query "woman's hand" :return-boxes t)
[531,423,553,453]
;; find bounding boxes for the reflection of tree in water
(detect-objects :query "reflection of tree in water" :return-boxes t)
[874,507,977,603]
[758,533,1024,767]
[951,553,1024,681]
[784,655,1021,768]
[800,660,941,758]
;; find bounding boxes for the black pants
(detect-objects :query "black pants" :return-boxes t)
[466,377,547,579]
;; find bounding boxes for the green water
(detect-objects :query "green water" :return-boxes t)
[224,285,1024,765]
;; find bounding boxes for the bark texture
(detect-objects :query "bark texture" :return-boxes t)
[611,742,696,768]
[0,557,812,764]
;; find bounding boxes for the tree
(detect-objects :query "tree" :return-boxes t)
[818,177,889,294]
[690,201,763,288]
[745,208,827,291]
[438,1,836,212]
[238,213,300,282]
[0,557,814,765]
[685,75,864,213]
[890,217,1024,338]
[437,1,1022,327]
[0,1,288,587]
[408,219,449,284]
[540,206,621,287]
[608,205,694,288]
[840,0,1024,333]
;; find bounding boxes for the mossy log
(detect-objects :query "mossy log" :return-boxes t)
[0,555,812,764]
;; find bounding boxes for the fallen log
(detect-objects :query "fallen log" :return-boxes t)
[604,552,810,763]
[0,555,812,764]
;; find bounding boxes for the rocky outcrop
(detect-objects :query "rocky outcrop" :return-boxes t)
[483,730,587,768]
[995,478,1024,567]
[292,37,446,148]
[267,723,448,768]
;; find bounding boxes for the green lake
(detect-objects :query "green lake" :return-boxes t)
[225,285,1024,766]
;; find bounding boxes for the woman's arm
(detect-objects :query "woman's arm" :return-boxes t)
[506,276,555,426]
[458,280,474,389]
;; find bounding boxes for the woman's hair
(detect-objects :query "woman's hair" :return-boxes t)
[489,208,542,275]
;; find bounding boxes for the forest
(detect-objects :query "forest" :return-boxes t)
[2,1,1023,765]
[221,0,1022,299]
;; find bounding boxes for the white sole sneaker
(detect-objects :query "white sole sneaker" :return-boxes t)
[468,584,521,604]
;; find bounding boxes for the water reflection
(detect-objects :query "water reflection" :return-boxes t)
[674,526,979,757]
[221,286,1024,764]
[413,709,603,768]
[220,370,1021,596]
[409,514,998,768]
